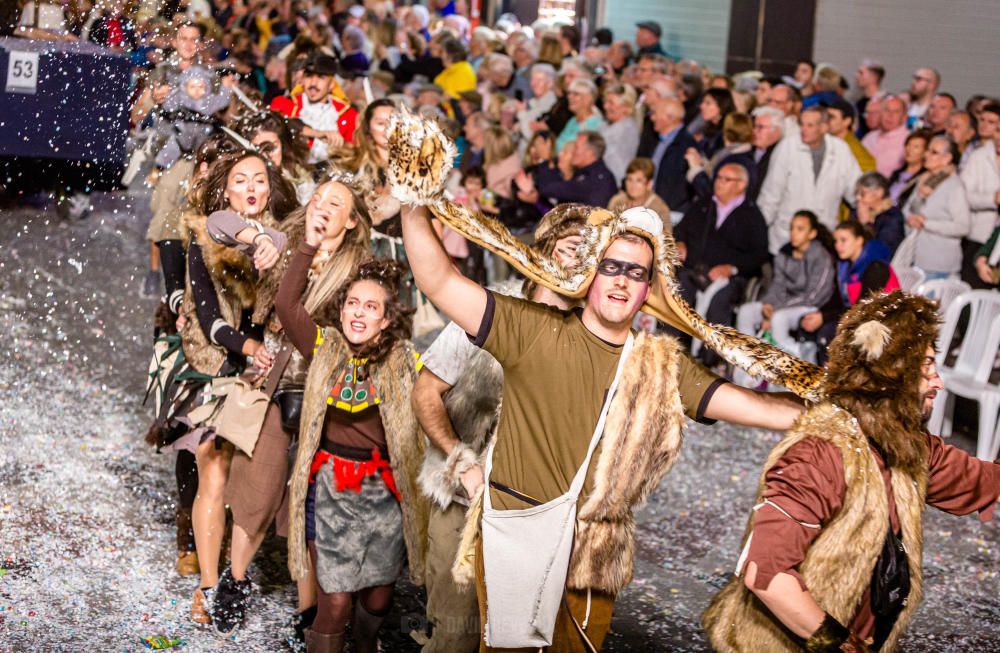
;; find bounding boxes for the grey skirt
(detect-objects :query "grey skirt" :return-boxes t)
[313,459,404,593]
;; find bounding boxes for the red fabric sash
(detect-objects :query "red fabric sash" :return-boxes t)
[309,449,401,502]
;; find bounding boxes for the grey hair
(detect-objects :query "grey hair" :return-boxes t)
[531,62,557,82]
[855,171,890,196]
[577,130,607,160]
[568,78,598,99]
[752,105,785,134]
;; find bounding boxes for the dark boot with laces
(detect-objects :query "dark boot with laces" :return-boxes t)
[212,567,253,638]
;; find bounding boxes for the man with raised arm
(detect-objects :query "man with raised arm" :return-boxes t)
[399,198,807,652]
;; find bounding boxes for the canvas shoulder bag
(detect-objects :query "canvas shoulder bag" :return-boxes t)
[481,334,634,648]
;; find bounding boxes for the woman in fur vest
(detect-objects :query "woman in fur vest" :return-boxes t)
[276,229,429,653]
[205,178,372,638]
[703,291,1000,652]
[168,148,295,625]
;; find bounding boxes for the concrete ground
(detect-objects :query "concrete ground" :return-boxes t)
[1,189,998,652]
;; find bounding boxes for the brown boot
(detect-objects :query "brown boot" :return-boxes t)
[191,587,213,625]
[304,628,345,653]
[352,603,385,653]
[175,550,200,577]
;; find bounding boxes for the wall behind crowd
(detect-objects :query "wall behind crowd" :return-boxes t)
[814,0,999,105]
[600,0,730,72]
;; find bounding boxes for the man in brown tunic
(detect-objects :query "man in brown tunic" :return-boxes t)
[704,291,1000,653]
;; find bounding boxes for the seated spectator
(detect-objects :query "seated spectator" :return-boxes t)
[415,83,446,111]
[758,105,861,253]
[339,25,370,76]
[685,112,755,201]
[384,32,442,85]
[735,210,835,383]
[515,63,557,143]
[861,96,882,136]
[599,84,641,184]
[797,220,899,364]
[555,78,605,153]
[749,106,784,199]
[459,111,489,173]
[976,101,999,144]
[888,128,932,205]
[482,125,523,209]
[674,162,769,354]
[862,94,908,177]
[540,61,591,136]
[692,88,736,160]
[960,104,1000,287]
[900,135,971,280]
[608,158,671,233]
[973,224,1000,289]
[478,52,516,106]
[639,98,697,215]
[533,131,618,207]
[852,171,905,255]
[767,83,802,137]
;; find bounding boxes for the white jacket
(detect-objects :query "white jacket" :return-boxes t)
[758,133,861,254]
[959,143,1000,244]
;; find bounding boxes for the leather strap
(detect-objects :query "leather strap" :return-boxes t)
[262,342,294,398]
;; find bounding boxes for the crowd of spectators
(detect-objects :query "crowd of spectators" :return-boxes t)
[8,1,1000,375]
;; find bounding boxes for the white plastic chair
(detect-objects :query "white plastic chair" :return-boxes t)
[895,266,926,291]
[914,278,971,314]
[691,278,729,357]
[927,291,1000,459]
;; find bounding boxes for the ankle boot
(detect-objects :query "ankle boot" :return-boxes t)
[304,628,345,653]
[351,603,386,653]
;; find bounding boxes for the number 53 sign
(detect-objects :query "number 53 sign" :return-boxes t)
[6,51,40,95]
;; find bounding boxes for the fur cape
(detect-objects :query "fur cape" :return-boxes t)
[702,403,927,653]
[287,329,430,585]
[452,332,688,596]
[177,211,263,375]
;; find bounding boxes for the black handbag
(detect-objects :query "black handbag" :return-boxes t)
[870,525,910,650]
[274,389,304,434]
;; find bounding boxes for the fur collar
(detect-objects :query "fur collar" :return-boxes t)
[182,211,261,310]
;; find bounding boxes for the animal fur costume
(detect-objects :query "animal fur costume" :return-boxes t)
[178,210,274,375]
[417,205,590,510]
[703,291,942,652]
[286,329,430,585]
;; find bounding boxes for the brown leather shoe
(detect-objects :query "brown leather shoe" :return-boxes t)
[304,628,345,653]
[191,587,213,625]
[176,551,200,577]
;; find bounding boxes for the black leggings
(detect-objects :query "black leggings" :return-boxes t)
[175,449,198,509]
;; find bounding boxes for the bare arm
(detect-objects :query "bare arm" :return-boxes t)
[744,563,825,638]
[400,205,488,336]
[412,369,461,455]
[702,382,805,431]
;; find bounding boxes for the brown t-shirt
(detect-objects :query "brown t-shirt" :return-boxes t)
[747,435,1000,640]
[476,292,725,510]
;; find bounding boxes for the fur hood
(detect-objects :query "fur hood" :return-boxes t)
[287,329,430,585]
[703,403,927,653]
[824,290,940,476]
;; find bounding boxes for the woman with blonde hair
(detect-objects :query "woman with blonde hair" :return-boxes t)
[600,83,640,184]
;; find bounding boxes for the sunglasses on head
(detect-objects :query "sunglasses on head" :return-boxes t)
[597,258,651,282]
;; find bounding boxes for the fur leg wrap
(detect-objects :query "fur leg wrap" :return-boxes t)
[450,484,483,587]
[805,613,852,652]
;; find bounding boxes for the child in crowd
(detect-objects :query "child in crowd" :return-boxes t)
[155,66,232,170]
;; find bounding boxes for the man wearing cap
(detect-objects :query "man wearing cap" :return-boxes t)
[270,53,358,163]
[635,20,668,57]
[704,291,1000,653]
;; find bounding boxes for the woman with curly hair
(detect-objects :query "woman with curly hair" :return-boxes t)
[276,216,429,652]
[165,147,296,624]
[235,110,316,204]
[203,178,372,638]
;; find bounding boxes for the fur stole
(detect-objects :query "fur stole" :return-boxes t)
[702,403,927,653]
[287,330,430,585]
[451,332,687,596]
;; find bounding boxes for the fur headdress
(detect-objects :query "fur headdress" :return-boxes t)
[824,290,940,474]
[384,109,824,400]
